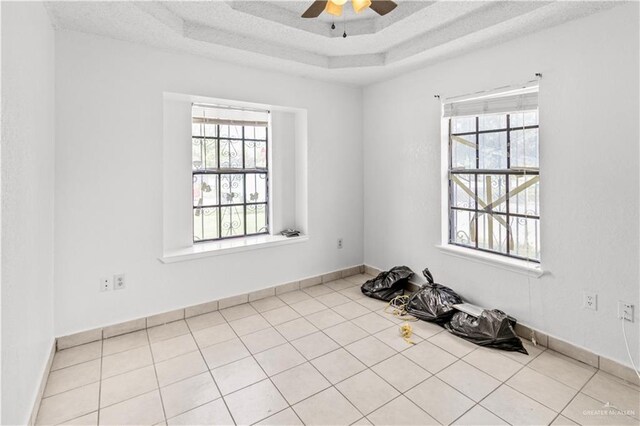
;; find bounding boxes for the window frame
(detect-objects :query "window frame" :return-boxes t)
[447,112,540,263]
[192,112,270,243]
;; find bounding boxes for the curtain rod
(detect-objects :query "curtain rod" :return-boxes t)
[434,73,542,102]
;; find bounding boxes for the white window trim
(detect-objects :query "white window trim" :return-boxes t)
[160,234,309,263]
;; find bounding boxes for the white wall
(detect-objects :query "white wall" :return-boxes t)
[363,3,639,366]
[1,2,56,424]
[54,30,363,336]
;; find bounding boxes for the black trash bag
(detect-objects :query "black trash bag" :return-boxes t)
[405,268,463,324]
[361,266,414,301]
[445,310,528,354]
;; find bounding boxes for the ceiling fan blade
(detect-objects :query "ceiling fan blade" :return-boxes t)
[369,0,397,16]
[302,0,328,18]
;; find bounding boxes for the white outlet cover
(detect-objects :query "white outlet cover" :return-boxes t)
[114,274,125,290]
[100,277,113,292]
[583,292,597,310]
[618,301,634,322]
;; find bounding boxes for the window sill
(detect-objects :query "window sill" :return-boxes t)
[160,234,309,264]
[437,244,544,278]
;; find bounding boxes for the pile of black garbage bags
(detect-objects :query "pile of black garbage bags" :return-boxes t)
[361,266,528,354]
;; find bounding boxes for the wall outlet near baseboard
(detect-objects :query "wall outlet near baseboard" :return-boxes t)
[618,301,634,322]
[114,274,126,290]
[583,292,597,310]
[337,238,343,249]
[100,277,113,292]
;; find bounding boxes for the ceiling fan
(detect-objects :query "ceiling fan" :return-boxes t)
[301,0,398,18]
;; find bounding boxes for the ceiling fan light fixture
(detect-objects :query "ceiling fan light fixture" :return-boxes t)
[325,1,343,16]
[330,0,348,5]
[352,0,372,13]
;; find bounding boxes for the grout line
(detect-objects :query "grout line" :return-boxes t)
[144,327,168,424]
[96,338,104,425]
[185,312,238,425]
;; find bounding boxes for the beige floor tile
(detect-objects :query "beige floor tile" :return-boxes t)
[409,320,444,339]
[291,331,339,360]
[582,371,640,416]
[211,356,267,395]
[292,387,362,426]
[306,309,346,330]
[103,330,148,356]
[192,323,236,348]
[36,382,99,425]
[328,279,359,291]
[315,291,351,308]
[374,325,423,352]
[167,398,233,425]
[452,405,509,425]
[436,360,501,402]
[255,408,303,425]
[278,290,312,305]
[405,376,475,425]
[290,299,327,316]
[371,353,431,393]
[463,347,524,381]
[481,384,558,426]
[403,341,457,374]
[339,286,367,301]
[262,306,301,326]
[507,366,578,412]
[102,345,153,378]
[302,284,334,297]
[428,331,477,358]
[336,369,400,415]
[156,350,208,387]
[312,348,367,384]
[100,365,158,407]
[51,341,102,371]
[367,395,439,425]
[272,362,331,404]
[228,314,271,336]
[344,336,396,367]
[351,312,395,334]
[344,274,373,285]
[161,372,221,418]
[240,327,286,354]
[503,340,544,365]
[353,418,373,425]
[224,379,288,425]
[201,338,250,369]
[275,317,318,341]
[324,322,369,346]
[65,411,98,425]
[220,303,258,322]
[44,359,101,397]
[551,414,579,425]
[529,350,596,390]
[151,333,198,362]
[250,296,286,313]
[331,301,370,320]
[356,297,387,312]
[562,392,639,425]
[185,311,226,332]
[254,343,306,376]
[147,320,189,343]
[98,390,164,426]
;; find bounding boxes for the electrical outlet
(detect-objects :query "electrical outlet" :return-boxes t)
[100,277,113,292]
[618,301,634,322]
[583,292,597,311]
[337,238,343,249]
[114,274,126,290]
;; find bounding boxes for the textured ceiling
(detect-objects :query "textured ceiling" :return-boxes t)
[45,1,619,85]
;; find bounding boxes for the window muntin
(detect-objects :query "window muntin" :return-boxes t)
[448,110,540,262]
[192,106,269,242]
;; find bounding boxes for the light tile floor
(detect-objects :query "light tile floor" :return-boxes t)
[36,274,640,425]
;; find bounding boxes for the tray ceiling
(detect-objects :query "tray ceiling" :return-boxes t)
[45,1,618,85]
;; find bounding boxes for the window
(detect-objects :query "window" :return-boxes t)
[445,87,540,261]
[191,105,270,242]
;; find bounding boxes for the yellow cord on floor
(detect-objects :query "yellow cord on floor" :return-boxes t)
[383,295,418,345]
